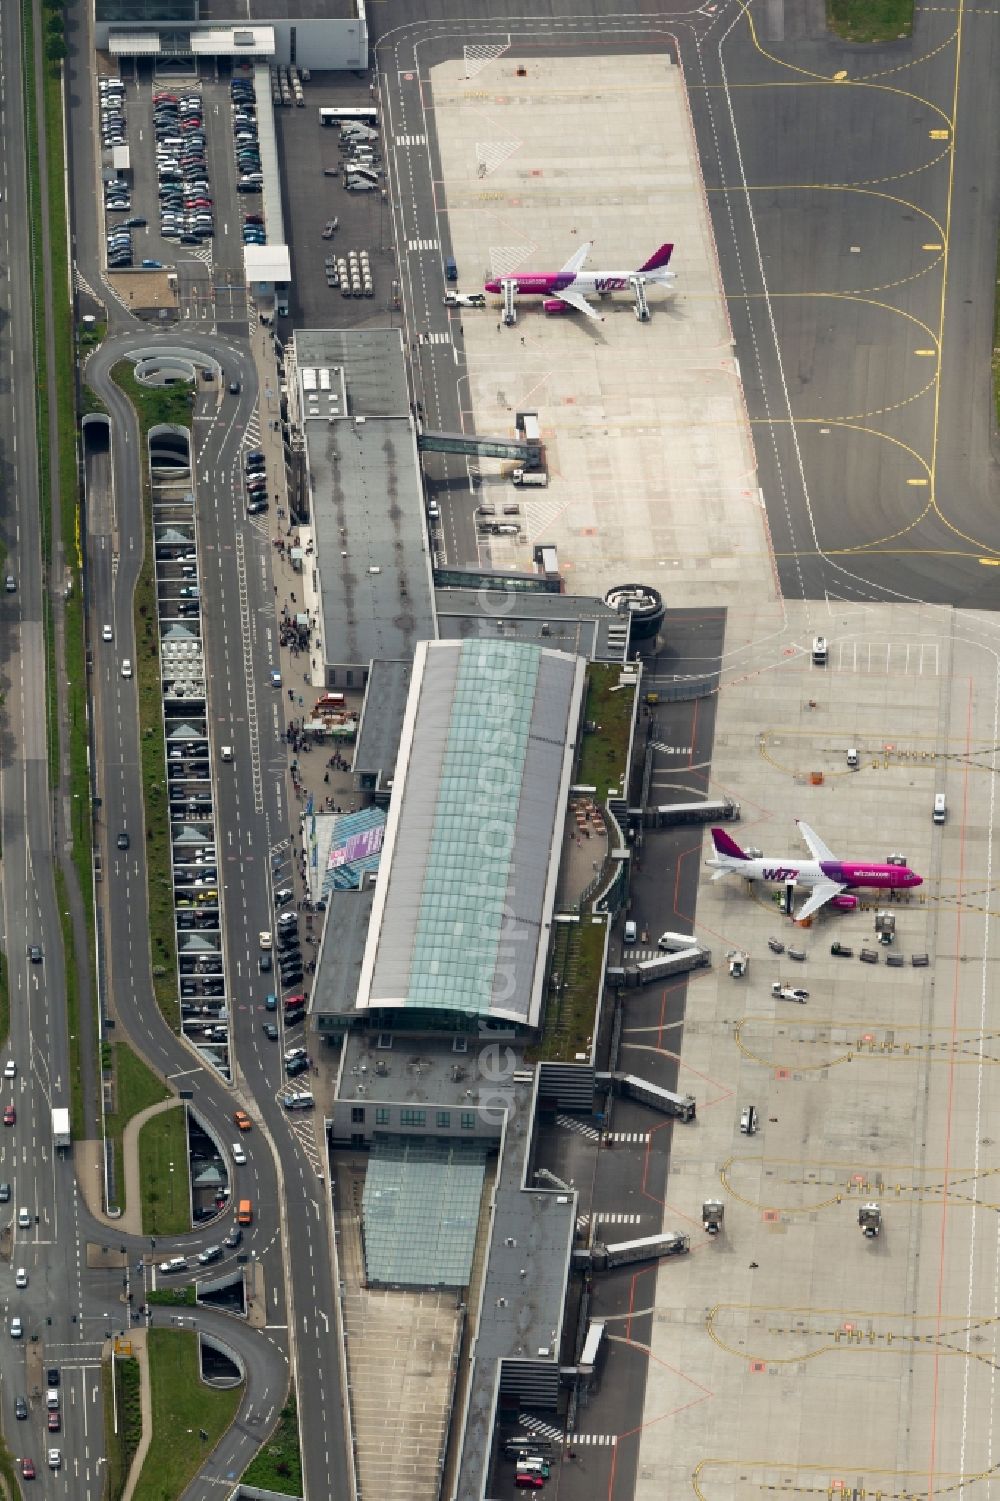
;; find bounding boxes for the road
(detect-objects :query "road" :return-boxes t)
[82,330,350,1501]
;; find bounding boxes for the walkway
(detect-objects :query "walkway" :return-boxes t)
[75,1096,181,1235]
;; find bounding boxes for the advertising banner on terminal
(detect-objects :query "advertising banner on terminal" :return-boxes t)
[328,825,384,871]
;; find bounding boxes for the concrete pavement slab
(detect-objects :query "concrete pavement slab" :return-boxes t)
[430,53,766,603]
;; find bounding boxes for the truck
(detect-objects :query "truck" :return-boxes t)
[52,1108,70,1152]
[511,468,548,488]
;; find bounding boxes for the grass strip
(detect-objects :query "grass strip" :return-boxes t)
[131,1330,241,1501]
[109,362,195,1033]
[575,664,635,801]
[138,1105,191,1236]
[0,1431,24,1501]
[20,0,57,790]
[994,234,1000,433]
[103,1354,143,1501]
[21,2,99,1142]
[104,1042,171,1218]
[529,918,606,1064]
[54,868,85,1140]
[0,952,9,1055]
[147,1285,196,1308]
[241,1391,304,1496]
[827,0,913,41]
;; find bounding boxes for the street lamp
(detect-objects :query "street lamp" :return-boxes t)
[169,1161,175,1218]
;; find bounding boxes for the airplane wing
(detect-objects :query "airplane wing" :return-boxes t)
[794,881,846,922]
[796,819,836,863]
[554,287,601,320]
[559,240,592,275]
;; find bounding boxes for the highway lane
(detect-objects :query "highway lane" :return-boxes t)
[0,0,110,1491]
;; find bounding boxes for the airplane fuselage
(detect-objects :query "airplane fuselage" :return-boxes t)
[708,855,922,893]
[484,269,672,297]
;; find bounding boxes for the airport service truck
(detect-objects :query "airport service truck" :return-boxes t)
[511,468,548,488]
[52,1108,70,1153]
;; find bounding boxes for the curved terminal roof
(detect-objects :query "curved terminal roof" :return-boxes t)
[355,639,585,1027]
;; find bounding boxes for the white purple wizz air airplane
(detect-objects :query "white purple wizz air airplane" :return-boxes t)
[706,822,923,922]
[484,241,675,320]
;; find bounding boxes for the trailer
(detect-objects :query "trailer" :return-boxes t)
[614,1073,696,1121]
[655,798,740,826]
[52,1107,71,1152]
[634,947,710,985]
[595,1232,690,1270]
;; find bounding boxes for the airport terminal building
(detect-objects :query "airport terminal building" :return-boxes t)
[94,0,368,67]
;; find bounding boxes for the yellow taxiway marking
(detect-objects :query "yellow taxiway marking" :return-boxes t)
[915,348,936,356]
[907,477,930,485]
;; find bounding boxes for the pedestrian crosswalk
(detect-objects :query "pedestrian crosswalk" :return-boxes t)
[425,330,451,345]
[517,1415,564,1443]
[396,134,426,147]
[577,1212,645,1231]
[556,1113,601,1141]
[650,742,692,756]
[557,1115,650,1145]
[407,238,439,252]
[574,1434,618,1447]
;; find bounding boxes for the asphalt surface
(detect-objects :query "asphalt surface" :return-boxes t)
[0,0,107,1489]
[689,1,1000,606]
[82,331,350,1501]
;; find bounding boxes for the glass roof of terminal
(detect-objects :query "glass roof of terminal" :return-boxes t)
[406,642,540,1014]
[363,1137,488,1287]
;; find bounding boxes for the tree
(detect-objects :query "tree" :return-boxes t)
[45,34,67,60]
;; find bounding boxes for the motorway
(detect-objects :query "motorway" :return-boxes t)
[0,0,108,1489]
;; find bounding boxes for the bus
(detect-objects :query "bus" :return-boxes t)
[319,106,378,126]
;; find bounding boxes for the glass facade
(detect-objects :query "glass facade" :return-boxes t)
[362,1137,488,1288]
[97,0,196,21]
[407,641,540,1016]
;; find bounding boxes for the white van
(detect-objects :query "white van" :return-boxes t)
[933,792,946,824]
[623,920,637,945]
[657,931,694,952]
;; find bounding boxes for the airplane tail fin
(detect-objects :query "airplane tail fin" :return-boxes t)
[711,827,748,860]
[638,242,674,273]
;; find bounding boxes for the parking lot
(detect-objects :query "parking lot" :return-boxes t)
[274,83,397,329]
[99,64,267,311]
